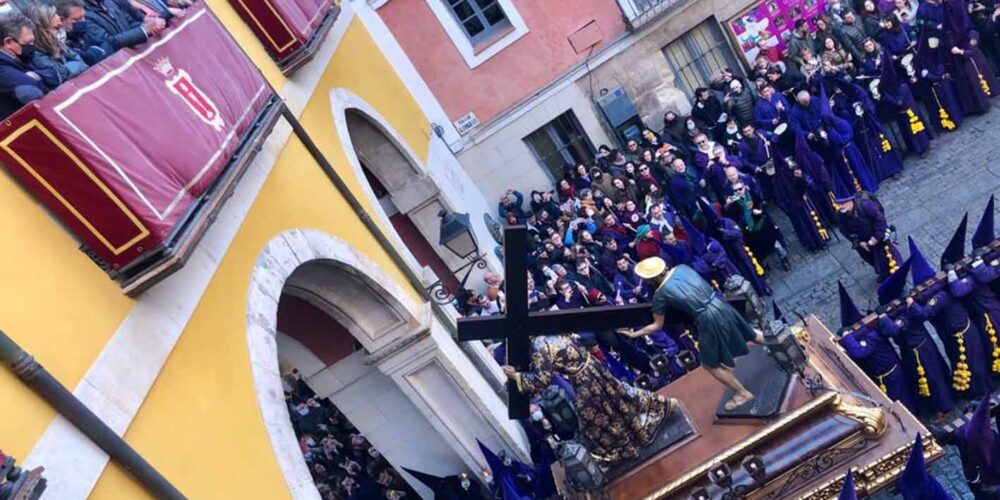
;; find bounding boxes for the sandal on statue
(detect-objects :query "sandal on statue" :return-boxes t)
[724,392,755,411]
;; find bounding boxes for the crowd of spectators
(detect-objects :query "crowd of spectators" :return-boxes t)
[0,0,191,117]
[283,369,416,500]
[454,0,1000,413]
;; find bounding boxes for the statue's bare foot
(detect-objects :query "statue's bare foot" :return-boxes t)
[724,391,755,411]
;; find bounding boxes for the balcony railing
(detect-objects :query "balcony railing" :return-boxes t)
[616,0,686,30]
[0,3,281,296]
[226,0,340,74]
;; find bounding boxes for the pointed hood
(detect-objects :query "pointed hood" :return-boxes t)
[660,241,690,266]
[959,395,998,471]
[601,347,636,383]
[879,48,900,93]
[877,257,913,306]
[898,434,952,500]
[697,199,720,229]
[401,468,444,493]
[477,440,531,500]
[839,281,864,327]
[477,439,507,479]
[944,0,974,42]
[793,130,832,189]
[831,170,854,199]
[818,81,835,120]
[838,470,858,500]
[908,237,937,284]
[773,301,785,322]
[941,213,968,268]
[680,216,707,255]
[973,195,995,248]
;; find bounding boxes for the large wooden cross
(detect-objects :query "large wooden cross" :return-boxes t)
[457,225,654,419]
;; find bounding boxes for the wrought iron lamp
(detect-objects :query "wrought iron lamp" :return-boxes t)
[764,317,826,393]
[763,319,807,374]
[426,210,489,305]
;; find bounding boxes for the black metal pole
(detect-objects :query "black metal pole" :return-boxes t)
[0,330,184,499]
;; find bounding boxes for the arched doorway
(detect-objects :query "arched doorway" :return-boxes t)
[275,288,450,499]
[246,230,529,499]
[344,108,463,293]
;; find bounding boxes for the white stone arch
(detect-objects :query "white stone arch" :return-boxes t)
[246,228,426,499]
[246,229,529,499]
[328,87,502,283]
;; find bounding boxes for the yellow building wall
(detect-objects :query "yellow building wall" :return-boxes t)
[0,0,296,462]
[85,15,434,500]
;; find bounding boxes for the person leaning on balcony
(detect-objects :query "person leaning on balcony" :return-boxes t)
[80,0,164,54]
[24,4,88,86]
[128,0,186,22]
[0,13,55,119]
[54,0,106,65]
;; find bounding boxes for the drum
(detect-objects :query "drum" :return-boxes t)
[901,53,916,77]
[763,160,776,176]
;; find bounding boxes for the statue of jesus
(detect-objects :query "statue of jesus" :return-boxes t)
[503,334,678,467]
[625,257,765,411]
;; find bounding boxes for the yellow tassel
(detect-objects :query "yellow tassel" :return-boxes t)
[681,329,699,352]
[914,348,931,397]
[744,245,765,276]
[938,109,956,131]
[972,59,992,96]
[879,133,892,152]
[885,245,899,274]
[876,364,896,394]
[829,192,840,211]
[906,109,926,134]
[842,152,862,192]
[985,314,1000,373]
[931,87,957,131]
[808,204,830,240]
[953,323,972,391]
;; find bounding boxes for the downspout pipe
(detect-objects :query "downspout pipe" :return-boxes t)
[0,330,185,499]
[280,106,506,399]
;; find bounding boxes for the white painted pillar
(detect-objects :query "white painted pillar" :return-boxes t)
[370,313,531,473]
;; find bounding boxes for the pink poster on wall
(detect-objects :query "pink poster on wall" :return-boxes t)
[726,0,828,63]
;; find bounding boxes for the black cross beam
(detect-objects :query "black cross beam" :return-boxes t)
[457,225,653,419]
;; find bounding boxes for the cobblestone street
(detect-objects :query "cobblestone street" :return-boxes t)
[763,109,1000,498]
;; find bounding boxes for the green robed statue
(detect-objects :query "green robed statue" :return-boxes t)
[625,257,765,410]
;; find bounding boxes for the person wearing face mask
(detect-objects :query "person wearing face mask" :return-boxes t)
[80,0,165,55]
[25,4,88,86]
[53,0,105,65]
[0,14,54,119]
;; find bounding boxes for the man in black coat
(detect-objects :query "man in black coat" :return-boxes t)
[0,14,54,119]
[54,0,106,64]
[691,87,725,141]
[81,0,163,55]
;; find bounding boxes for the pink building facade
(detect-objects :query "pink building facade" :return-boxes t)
[372,0,763,204]
[379,0,628,127]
